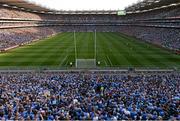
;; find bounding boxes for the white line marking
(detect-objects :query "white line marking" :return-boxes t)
[104,60,108,66]
[65,59,69,66]
[60,55,68,66]
[106,55,113,66]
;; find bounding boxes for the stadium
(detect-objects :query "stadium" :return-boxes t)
[0,0,179,120]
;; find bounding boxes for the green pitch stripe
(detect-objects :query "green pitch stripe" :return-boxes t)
[97,33,131,67]
[116,33,166,67]
[104,33,144,67]
[119,33,179,67]
[0,32,179,68]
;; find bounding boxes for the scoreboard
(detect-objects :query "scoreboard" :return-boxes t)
[117,10,126,16]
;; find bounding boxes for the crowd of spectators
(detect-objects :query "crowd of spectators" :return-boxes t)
[116,6,180,51]
[0,6,41,20]
[0,4,180,121]
[0,21,39,28]
[0,72,179,120]
[0,5,179,51]
[118,26,180,51]
[124,6,180,20]
[0,6,57,51]
[0,27,60,50]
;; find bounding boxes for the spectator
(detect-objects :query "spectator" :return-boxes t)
[0,72,179,120]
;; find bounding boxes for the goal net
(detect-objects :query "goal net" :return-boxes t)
[76,59,96,68]
[74,30,97,68]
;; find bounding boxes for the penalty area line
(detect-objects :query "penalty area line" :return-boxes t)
[106,55,113,66]
[59,55,68,66]
[104,60,108,66]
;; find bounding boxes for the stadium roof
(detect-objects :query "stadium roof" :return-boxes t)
[125,0,180,13]
[53,10,117,15]
[0,0,54,13]
[0,0,118,14]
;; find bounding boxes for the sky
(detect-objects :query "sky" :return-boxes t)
[27,0,141,11]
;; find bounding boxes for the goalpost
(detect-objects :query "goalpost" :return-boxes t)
[74,30,97,68]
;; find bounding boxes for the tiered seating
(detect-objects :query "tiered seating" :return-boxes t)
[0,72,179,120]
[0,1,179,52]
[0,27,60,51]
[0,6,60,51]
[119,1,180,52]
[0,7,41,19]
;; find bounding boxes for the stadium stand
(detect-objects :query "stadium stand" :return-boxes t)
[0,0,179,120]
[0,71,179,120]
[121,0,180,52]
[0,2,58,51]
[0,6,41,19]
[0,0,179,52]
[125,0,180,14]
[0,27,61,50]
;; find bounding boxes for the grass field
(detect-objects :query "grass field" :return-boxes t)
[0,32,179,69]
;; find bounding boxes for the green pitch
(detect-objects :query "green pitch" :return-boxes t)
[0,32,179,69]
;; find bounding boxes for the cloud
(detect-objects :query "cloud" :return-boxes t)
[27,0,140,10]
